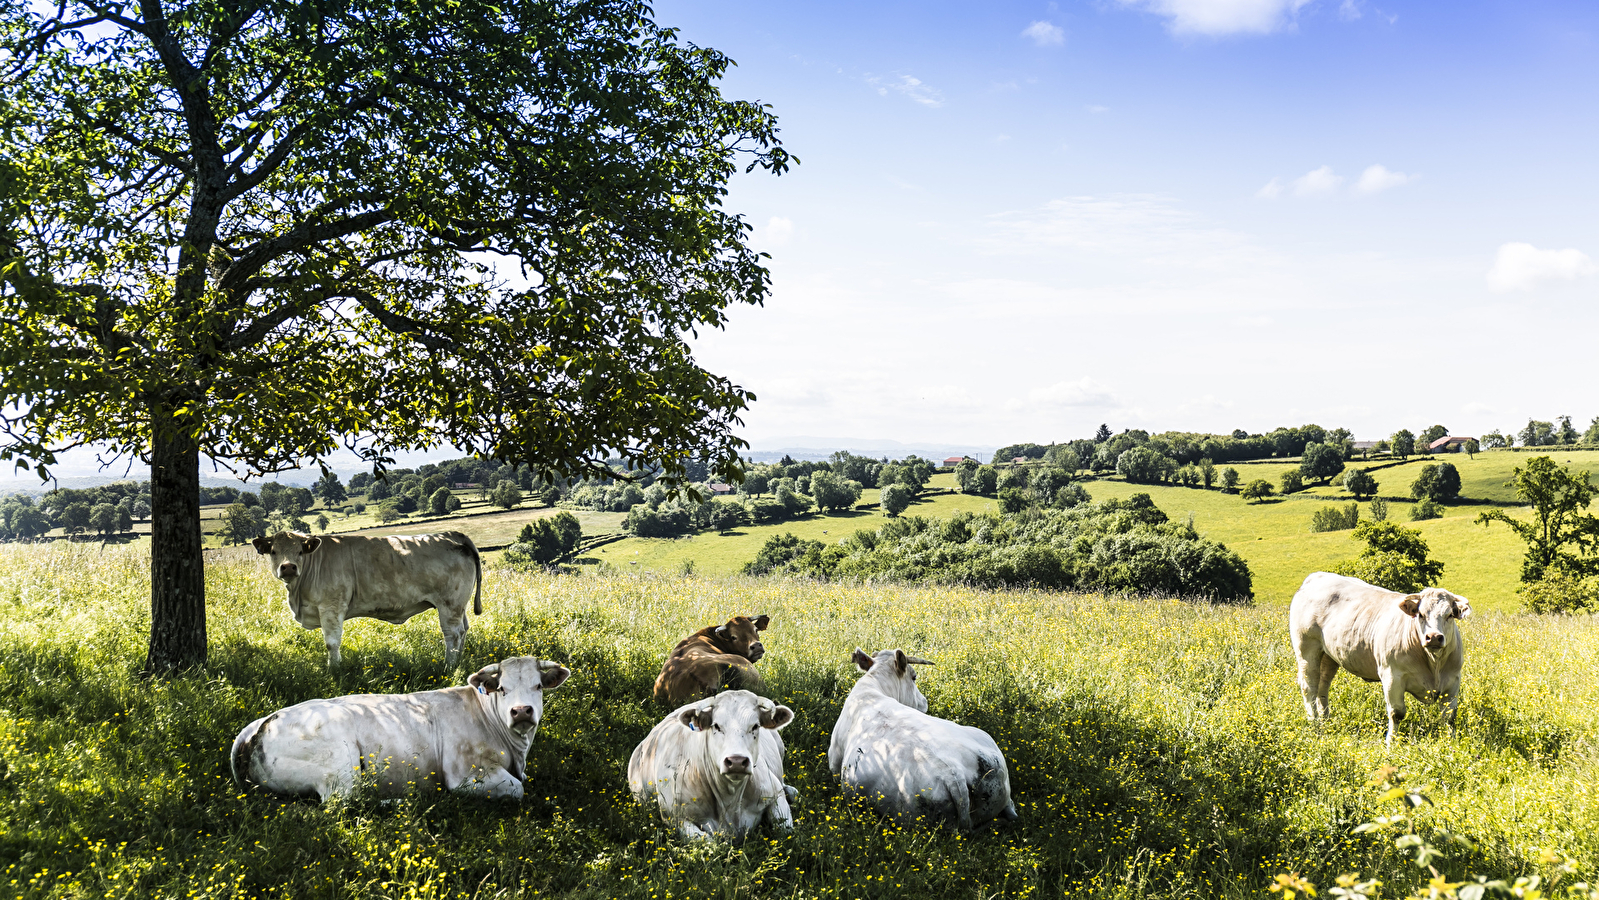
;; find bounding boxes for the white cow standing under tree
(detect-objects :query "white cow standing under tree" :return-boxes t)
[252,530,482,667]
[1289,572,1471,745]
[829,648,1018,830]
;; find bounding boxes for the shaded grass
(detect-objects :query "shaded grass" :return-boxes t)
[1,544,1597,898]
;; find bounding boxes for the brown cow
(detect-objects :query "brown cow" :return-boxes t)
[653,615,770,705]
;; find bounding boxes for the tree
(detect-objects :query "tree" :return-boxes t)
[491,480,522,510]
[315,513,329,533]
[1095,423,1112,443]
[1520,420,1557,448]
[1410,499,1443,521]
[1481,430,1510,450]
[810,471,861,513]
[1220,467,1240,493]
[376,501,403,524]
[0,0,789,673]
[1199,458,1217,489]
[1464,439,1479,459]
[1116,447,1171,484]
[115,501,133,535]
[1332,521,1445,593]
[219,503,258,546]
[998,487,1031,514]
[1559,415,1580,445]
[740,471,770,497]
[974,466,998,495]
[314,472,347,506]
[90,502,117,538]
[1585,418,1599,445]
[1310,503,1359,532]
[708,500,751,534]
[1280,471,1304,495]
[1342,469,1379,501]
[1241,479,1274,503]
[1298,442,1345,485]
[61,502,91,536]
[1411,463,1460,502]
[880,483,912,517]
[428,487,453,516]
[1419,424,1449,448]
[1477,456,1599,582]
[954,459,980,493]
[1391,430,1415,459]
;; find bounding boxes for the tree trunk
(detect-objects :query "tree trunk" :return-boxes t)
[144,415,207,674]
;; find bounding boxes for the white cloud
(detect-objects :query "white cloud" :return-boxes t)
[1486,242,1598,292]
[1292,165,1342,196]
[1022,20,1066,45]
[1117,0,1312,36]
[1338,0,1362,20]
[871,74,944,107]
[1255,177,1285,199]
[1086,104,1110,114]
[1005,378,1121,411]
[1355,164,1410,194]
[762,216,794,246]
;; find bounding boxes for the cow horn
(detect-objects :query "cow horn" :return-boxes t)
[537,660,562,671]
[903,656,936,666]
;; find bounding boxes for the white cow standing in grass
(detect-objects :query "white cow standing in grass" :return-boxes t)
[231,656,569,800]
[1290,572,1471,745]
[252,530,481,668]
[829,648,1018,829]
[627,689,795,841]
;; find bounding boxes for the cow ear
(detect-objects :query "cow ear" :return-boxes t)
[752,614,770,631]
[715,624,729,638]
[678,705,713,731]
[301,536,321,555]
[468,666,502,694]
[1398,594,1421,617]
[538,662,571,690]
[895,649,908,675]
[251,536,272,555]
[1452,595,1472,620]
[852,648,874,672]
[759,704,794,730]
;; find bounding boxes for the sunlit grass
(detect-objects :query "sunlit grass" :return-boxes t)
[0,542,1594,898]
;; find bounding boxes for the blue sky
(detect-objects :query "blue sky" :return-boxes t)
[665,0,1599,448]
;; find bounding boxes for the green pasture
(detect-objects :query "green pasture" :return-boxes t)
[0,543,1595,899]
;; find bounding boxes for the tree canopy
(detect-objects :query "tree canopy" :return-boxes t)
[0,0,789,671]
[1477,456,1599,582]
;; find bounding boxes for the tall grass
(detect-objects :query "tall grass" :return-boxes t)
[0,543,1595,898]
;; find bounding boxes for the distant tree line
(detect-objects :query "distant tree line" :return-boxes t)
[742,493,1254,603]
[0,481,149,540]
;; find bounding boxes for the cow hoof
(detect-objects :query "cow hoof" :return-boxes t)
[784,784,798,801]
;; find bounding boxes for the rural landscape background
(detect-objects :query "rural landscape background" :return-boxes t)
[4,0,1599,898]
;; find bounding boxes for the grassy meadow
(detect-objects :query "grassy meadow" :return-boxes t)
[2,542,1597,899]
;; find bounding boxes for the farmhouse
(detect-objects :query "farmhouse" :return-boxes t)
[943,456,967,467]
[1428,436,1476,453]
[708,483,735,495]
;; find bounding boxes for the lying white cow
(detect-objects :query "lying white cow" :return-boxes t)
[252,530,482,667]
[829,648,1017,829]
[627,689,795,840]
[1290,572,1471,745]
[231,656,569,800]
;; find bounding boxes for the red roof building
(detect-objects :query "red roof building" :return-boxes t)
[1427,436,1476,452]
[943,456,967,467]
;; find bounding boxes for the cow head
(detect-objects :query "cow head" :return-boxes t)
[852,648,932,713]
[1398,588,1472,651]
[713,614,770,662]
[470,656,571,737]
[677,689,793,779]
[252,532,321,584]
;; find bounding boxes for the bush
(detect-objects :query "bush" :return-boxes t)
[742,532,832,577]
[429,487,453,516]
[1410,498,1443,521]
[708,500,751,533]
[1521,571,1599,614]
[1331,520,1445,592]
[998,487,1032,514]
[1220,467,1240,493]
[1369,497,1388,521]
[973,465,998,495]
[1342,468,1378,500]
[1279,471,1303,495]
[625,505,693,538]
[1117,446,1172,484]
[1411,462,1460,502]
[1310,503,1360,533]
[506,512,583,566]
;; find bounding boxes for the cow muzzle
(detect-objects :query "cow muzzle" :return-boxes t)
[509,705,537,731]
[277,563,298,581]
[722,754,751,777]
[746,642,765,662]
[1424,631,1445,650]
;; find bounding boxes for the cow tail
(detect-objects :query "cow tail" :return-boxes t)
[231,713,274,791]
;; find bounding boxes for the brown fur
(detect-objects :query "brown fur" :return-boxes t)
[653,615,770,705]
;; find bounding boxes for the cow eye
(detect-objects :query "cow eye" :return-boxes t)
[711,723,721,732]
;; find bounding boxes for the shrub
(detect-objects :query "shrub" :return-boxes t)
[625,505,693,537]
[1331,520,1445,592]
[708,500,751,533]
[1342,468,1378,500]
[507,512,583,566]
[998,487,1031,514]
[1279,471,1303,495]
[1520,571,1599,614]
[1369,497,1388,521]
[1310,503,1359,533]
[742,532,829,576]
[1410,498,1443,521]
[429,487,453,515]
[1220,467,1240,493]
[1117,446,1172,484]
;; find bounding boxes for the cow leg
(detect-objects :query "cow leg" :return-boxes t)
[1442,678,1462,736]
[321,618,345,668]
[763,794,794,832]
[453,767,523,801]
[1382,674,1407,748]
[437,606,468,668]
[1294,648,1323,721]
[1315,655,1339,719]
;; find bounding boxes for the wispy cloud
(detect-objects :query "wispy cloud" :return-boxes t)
[1086,104,1110,114]
[1292,165,1342,196]
[1116,0,1312,36]
[762,216,794,247]
[1005,378,1121,411]
[1338,0,1362,20]
[1355,164,1410,193]
[870,74,945,107]
[1021,20,1066,46]
[1486,242,1597,292]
